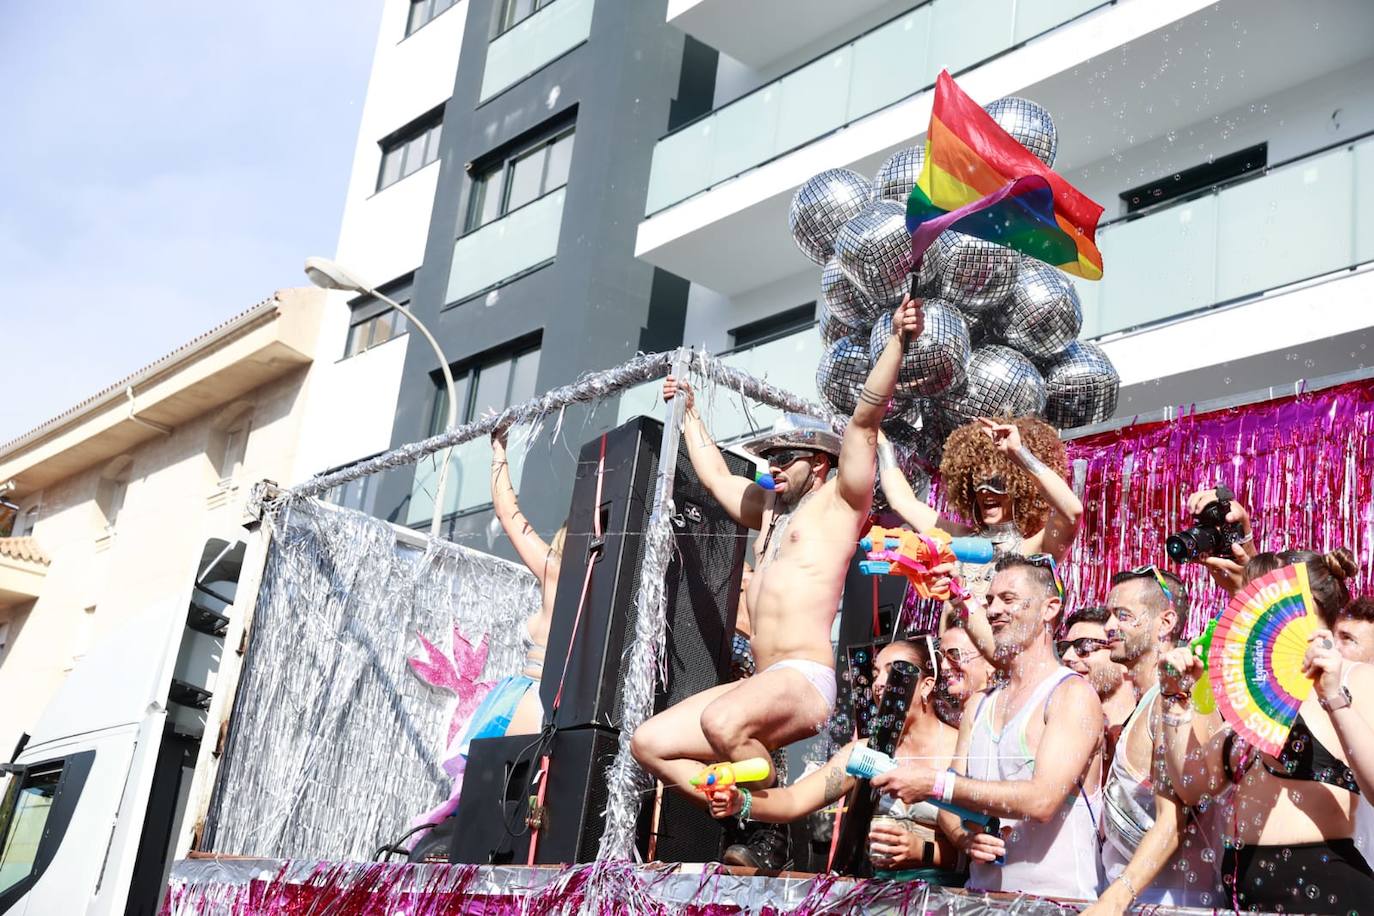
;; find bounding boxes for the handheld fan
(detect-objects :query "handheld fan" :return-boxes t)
[1207,564,1321,756]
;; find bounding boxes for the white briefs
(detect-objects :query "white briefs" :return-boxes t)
[761,658,837,712]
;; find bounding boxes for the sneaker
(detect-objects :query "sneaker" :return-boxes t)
[721,820,790,871]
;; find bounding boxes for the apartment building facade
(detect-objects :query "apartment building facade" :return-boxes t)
[634,0,1374,430]
[0,289,326,754]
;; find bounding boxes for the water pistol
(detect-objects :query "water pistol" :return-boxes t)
[846,745,1003,863]
[690,757,771,796]
[753,470,776,490]
[857,526,995,601]
[1186,616,1219,714]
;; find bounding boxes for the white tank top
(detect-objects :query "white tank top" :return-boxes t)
[966,666,1102,900]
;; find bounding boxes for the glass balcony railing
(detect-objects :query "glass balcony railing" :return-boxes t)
[446,188,565,304]
[644,0,1105,215]
[1078,132,1374,339]
[407,436,531,525]
[480,0,596,103]
[616,329,825,444]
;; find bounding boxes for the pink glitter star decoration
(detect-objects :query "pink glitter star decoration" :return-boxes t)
[408,626,495,749]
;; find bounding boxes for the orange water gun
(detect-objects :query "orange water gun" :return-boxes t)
[689,758,771,797]
[858,527,993,600]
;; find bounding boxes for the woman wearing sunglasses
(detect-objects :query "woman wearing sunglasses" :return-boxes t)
[1160,548,1374,912]
[706,637,966,885]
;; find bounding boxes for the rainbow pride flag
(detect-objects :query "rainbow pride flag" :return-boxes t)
[907,71,1104,280]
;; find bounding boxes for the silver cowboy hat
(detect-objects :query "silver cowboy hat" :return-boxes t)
[738,413,842,461]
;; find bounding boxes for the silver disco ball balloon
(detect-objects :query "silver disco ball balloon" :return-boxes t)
[1042,340,1119,429]
[878,415,933,494]
[984,96,1057,167]
[1001,260,1082,361]
[943,345,1046,419]
[867,299,970,398]
[815,336,872,416]
[929,231,1019,315]
[834,200,914,306]
[789,169,872,266]
[872,146,926,204]
[821,256,882,329]
[818,303,853,349]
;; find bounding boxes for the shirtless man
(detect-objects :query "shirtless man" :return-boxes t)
[631,296,925,867]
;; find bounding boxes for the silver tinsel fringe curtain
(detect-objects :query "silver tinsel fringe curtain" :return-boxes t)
[203,498,540,860]
[204,348,829,864]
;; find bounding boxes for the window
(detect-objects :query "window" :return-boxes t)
[377,109,444,191]
[1119,143,1268,214]
[13,506,37,539]
[730,303,817,349]
[466,127,574,231]
[406,0,458,36]
[497,0,558,35]
[431,343,543,435]
[210,405,253,484]
[345,309,410,358]
[96,456,133,530]
[0,763,62,895]
[325,453,384,515]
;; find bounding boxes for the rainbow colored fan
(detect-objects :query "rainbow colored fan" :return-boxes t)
[1207,564,1321,756]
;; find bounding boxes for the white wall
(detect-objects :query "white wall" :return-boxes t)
[682,272,819,353]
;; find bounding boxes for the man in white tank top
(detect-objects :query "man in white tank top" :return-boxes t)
[873,555,1103,901]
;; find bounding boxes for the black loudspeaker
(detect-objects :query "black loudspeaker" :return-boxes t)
[450,727,621,865]
[827,546,910,746]
[540,415,748,730]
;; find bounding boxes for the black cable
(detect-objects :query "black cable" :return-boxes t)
[500,722,558,840]
[372,821,441,861]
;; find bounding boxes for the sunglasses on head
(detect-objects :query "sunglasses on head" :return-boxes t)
[1025,553,1066,599]
[1128,564,1176,607]
[1056,637,1113,658]
[762,448,816,467]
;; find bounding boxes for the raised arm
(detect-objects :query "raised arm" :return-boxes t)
[1304,633,1374,799]
[666,376,769,530]
[1157,647,1229,807]
[980,418,1081,561]
[491,428,558,587]
[837,297,924,511]
[706,745,858,823]
[877,432,972,535]
[877,675,1103,822]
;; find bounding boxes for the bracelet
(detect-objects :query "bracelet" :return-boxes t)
[1118,873,1139,901]
[942,770,957,805]
[930,771,947,801]
[1160,692,1191,706]
[736,787,753,823]
[1234,531,1254,546]
[1163,710,1194,728]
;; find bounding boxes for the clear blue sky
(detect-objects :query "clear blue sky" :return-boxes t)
[0,2,381,441]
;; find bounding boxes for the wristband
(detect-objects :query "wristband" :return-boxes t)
[736,787,753,823]
[942,770,957,805]
[1163,710,1194,728]
[930,771,947,801]
[1119,873,1139,901]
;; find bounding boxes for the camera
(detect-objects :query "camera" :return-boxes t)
[1166,498,1245,563]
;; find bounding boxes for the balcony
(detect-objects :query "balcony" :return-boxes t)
[407,436,535,525]
[445,188,565,304]
[480,0,596,103]
[1079,133,1374,339]
[616,328,824,444]
[636,0,1374,298]
[667,0,907,70]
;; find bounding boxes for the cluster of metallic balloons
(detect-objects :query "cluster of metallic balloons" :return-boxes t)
[789,96,1120,468]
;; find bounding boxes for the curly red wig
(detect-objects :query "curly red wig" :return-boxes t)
[938,416,1068,536]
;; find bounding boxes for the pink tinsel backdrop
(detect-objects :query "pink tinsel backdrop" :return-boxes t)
[1062,377,1374,636]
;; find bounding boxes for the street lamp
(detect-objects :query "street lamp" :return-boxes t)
[304,256,457,539]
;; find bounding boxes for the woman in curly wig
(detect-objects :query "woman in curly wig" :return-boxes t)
[880,416,1083,659]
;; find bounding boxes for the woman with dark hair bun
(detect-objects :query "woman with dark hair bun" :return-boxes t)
[1159,546,1374,913]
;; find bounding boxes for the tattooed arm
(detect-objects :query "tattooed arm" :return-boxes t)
[707,743,860,823]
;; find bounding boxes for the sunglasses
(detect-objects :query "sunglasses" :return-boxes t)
[762,448,816,468]
[941,646,972,666]
[1129,564,1176,607]
[1057,637,1113,658]
[973,477,1008,495]
[1025,553,1066,599]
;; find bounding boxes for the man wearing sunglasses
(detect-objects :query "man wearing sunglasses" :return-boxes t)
[873,554,1104,900]
[1092,565,1218,912]
[1058,606,1135,730]
[632,296,925,869]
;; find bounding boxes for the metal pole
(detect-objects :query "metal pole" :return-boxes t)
[369,290,458,539]
[651,347,692,515]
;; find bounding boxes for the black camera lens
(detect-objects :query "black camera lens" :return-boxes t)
[1166,532,1196,563]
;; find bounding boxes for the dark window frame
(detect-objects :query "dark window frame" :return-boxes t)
[405,0,459,37]
[343,275,415,360]
[464,122,575,233]
[376,106,445,192]
[729,303,818,349]
[429,335,544,436]
[494,0,559,37]
[1119,143,1268,215]
[345,309,410,359]
[0,751,96,911]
